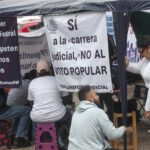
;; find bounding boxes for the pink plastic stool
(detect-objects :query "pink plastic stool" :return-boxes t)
[35,122,58,150]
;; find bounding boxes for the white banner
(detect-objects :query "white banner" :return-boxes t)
[126,24,141,63]
[44,12,113,93]
[19,34,51,76]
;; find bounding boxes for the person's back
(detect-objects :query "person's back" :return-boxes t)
[7,70,37,106]
[68,85,126,150]
[28,75,66,122]
[7,79,30,106]
[28,60,68,123]
[69,101,107,150]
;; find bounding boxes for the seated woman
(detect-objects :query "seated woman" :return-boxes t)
[28,60,71,128]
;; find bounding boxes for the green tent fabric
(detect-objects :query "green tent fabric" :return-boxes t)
[130,11,150,46]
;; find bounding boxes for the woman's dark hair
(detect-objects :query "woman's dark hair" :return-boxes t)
[23,70,37,80]
[78,85,91,101]
[38,69,50,77]
[138,35,150,49]
[29,69,37,80]
[23,72,30,80]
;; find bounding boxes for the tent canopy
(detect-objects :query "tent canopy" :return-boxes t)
[0,0,116,16]
[1,1,150,150]
[0,0,150,17]
[131,11,150,45]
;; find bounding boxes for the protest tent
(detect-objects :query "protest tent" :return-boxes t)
[0,0,119,17]
[0,0,150,16]
[1,0,150,149]
[130,10,150,43]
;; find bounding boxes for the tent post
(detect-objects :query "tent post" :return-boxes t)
[113,1,129,149]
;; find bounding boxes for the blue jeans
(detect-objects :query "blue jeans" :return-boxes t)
[0,105,31,139]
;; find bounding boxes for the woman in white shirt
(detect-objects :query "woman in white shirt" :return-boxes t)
[28,60,71,127]
[126,35,150,119]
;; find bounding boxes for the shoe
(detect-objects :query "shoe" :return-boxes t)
[13,137,31,148]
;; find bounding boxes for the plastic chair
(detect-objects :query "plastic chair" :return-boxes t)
[134,85,148,117]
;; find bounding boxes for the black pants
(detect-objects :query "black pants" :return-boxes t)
[98,93,114,121]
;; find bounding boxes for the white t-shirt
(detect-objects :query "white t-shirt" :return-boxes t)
[28,76,66,122]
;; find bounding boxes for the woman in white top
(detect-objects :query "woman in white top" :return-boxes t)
[28,60,71,126]
[126,35,150,119]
